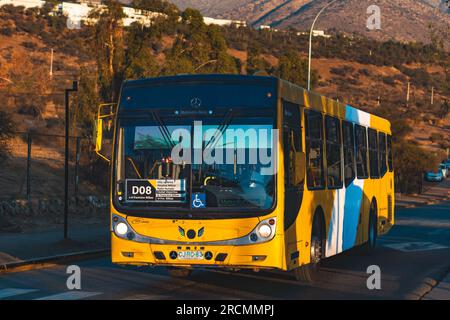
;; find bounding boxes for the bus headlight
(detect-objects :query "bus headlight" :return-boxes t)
[115,222,128,235]
[258,224,272,238]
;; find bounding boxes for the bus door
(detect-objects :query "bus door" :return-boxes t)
[282,102,304,231]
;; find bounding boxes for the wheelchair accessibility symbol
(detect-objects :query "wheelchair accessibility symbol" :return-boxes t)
[192,193,206,209]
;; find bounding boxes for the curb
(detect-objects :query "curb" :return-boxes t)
[0,249,110,274]
[403,265,450,300]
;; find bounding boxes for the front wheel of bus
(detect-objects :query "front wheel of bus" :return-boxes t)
[167,267,192,278]
[293,213,325,283]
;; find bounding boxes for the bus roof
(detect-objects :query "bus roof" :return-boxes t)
[121,74,391,134]
[123,74,278,88]
[279,78,391,133]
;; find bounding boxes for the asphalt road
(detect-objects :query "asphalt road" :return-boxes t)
[1,199,449,300]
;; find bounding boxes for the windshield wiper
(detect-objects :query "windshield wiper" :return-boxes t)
[204,109,234,151]
[150,111,175,149]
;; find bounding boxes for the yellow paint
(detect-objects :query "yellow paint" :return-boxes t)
[108,78,394,274]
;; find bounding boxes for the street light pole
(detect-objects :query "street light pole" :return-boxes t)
[64,81,78,240]
[308,0,339,91]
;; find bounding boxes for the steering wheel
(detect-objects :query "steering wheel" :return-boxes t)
[203,176,219,186]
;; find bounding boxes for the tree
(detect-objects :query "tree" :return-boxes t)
[162,8,238,75]
[394,140,440,194]
[246,42,270,75]
[90,0,126,103]
[131,0,179,35]
[72,67,99,136]
[123,22,160,79]
[0,110,14,160]
[439,99,449,120]
[276,50,318,88]
[131,0,178,16]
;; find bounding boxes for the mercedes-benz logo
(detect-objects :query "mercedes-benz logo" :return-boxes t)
[205,251,213,260]
[190,97,202,108]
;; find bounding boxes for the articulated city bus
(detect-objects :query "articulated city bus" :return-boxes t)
[95,74,394,281]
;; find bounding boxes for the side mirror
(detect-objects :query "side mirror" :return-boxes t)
[94,103,116,163]
[293,151,305,187]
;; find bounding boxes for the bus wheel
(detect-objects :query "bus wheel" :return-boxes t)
[362,202,378,254]
[293,213,324,283]
[167,267,192,278]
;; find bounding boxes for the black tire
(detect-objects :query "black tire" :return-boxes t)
[293,212,325,283]
[362,202,378,254]
[167,267,192,278]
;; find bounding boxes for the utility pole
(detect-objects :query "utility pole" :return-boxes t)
[50,49,54,77]
[64,81,78,240]
[431,86,434,105]
[406,81,410,107]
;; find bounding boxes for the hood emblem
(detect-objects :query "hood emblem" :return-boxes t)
[190,97,202,108]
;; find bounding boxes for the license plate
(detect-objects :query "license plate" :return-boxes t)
[178,251,204,260]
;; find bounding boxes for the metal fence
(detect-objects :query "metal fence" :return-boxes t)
[0,132,109,200]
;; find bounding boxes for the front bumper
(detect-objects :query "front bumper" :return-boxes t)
[111,232,284,270]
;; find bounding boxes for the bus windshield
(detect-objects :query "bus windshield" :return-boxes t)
[114,112,277,214]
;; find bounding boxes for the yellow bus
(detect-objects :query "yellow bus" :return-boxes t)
[96,74,394,281]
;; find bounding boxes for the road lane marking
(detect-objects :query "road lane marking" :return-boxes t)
[35,291,101,300]
[0,288,39,299]
[383,242,449,252]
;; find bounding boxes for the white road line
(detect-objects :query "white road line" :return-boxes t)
[0,288,39,299]
[35,291,101,300]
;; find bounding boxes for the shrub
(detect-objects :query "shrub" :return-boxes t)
[430,133,444,143]
[0,27,14,36]
[0,110,14,159]
[394,140,439,194]
[21,41,37,50]
[358,68,370,76]
[382,76,396,85]
[330,65,354,76]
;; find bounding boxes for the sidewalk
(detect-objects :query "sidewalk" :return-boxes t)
[395,179,450,208]
[0,222,109,265]
[423,272,450,300]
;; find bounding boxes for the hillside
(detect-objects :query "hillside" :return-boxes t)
[169,0,450,43]
[0,3,448,198]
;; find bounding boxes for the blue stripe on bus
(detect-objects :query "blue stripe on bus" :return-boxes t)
[342,182,363,250]
[345,105,360,123]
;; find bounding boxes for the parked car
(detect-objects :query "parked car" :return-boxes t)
[442,159,450,170]
[424,170,444,182]
[439,163,448,178]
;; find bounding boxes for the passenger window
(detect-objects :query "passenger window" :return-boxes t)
[379,132,387,177]
[305,110,324,189]
[325,116,342,189]
[355,125,369,179]
[283,102,302,188]
[387,135,393,172]
[368,128,379,178]
[342,121,356,187]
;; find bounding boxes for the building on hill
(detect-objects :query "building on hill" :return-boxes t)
[0,0,45,9]
[296,30,331,38]
[0,0,245,28]
[258,25,271,30]
[203,16,246,28]
[76,0,101,4]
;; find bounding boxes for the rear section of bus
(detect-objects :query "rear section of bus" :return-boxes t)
[109,75,287,270]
